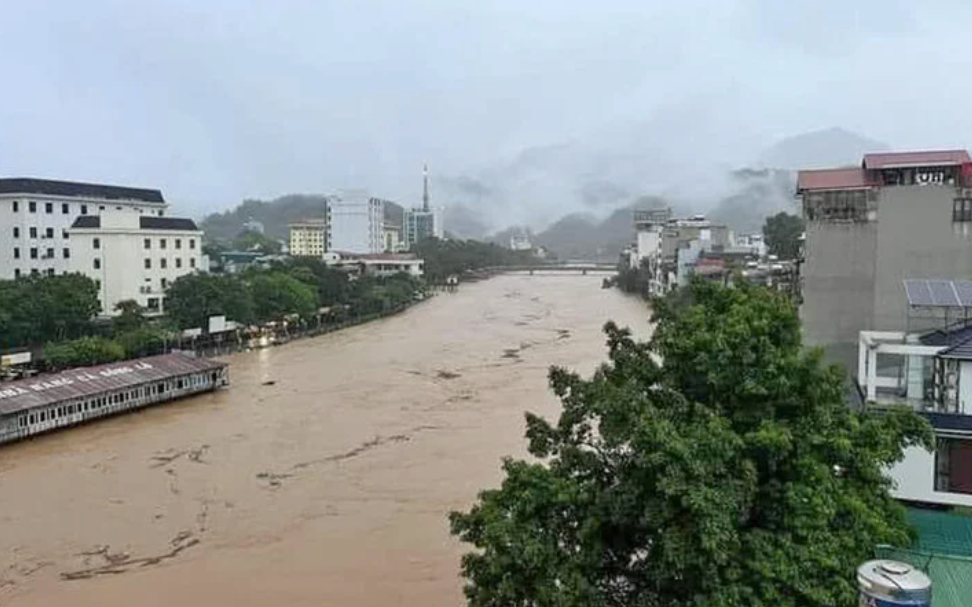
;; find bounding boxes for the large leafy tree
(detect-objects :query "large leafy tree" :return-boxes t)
[0,273,99,347]
[763,212,804,260]
[165,273,255,330]
[248,272,318,322]
[450,281,931,607]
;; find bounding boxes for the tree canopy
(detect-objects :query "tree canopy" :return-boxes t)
[0,273,100,348]
[763,212,804,260]
[450,280,931,607]
[411,237,537,283]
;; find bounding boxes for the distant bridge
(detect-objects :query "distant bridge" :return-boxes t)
[489,263,617,275]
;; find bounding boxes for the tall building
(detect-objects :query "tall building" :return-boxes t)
[327,190,388,255]
[68,213,202,315]
[0,178,167,279]
[382,200,405,252]
[403,164,442,249]
[289,219,328,257]
[797,149,972,371]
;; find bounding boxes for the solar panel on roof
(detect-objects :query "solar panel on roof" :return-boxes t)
[955,281,972,307]
[905,279,935,306]
[929,280,961,307]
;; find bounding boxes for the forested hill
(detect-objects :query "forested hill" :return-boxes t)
[200,195,328,242]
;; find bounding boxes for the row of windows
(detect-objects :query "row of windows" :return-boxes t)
[144,238,195,250]
[11,201,165,217]
[15,374,217,428]
[13,247,69,260]
[12,268,57,278]
[12,227,69,240]
[953,199,972,223]
[91,257,197,271]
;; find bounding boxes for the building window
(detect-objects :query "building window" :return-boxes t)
[189,239,196,249]
[28,201,36,213]
[99,205,105,212]
[160,238,167,250]
[14,269,20,279]
[30,247,37,259]
[160,258,167,269]
[12,201,18,212]
[93,258,101,270]
[144,238,151,249]
[13,227,19,238]
[175,257,182,269]
[161,277,168,289]
[45,247,53,259]
[46,268,54,277]
[29,227,37,239]
[45,227,53,238]
[175,238,182,249]
[953,198,972,222]
[62,229,69,239]
[95,279,101,290]
[147,297,160,312]
[190,257,196,269]
[81,205,88,215]
[13,247,19,259]
[144,258,152,269]
[30,269,38,276]
[61,203,69,214]
[93,238,100,250]
[63,248,69,259]
[45,202,52,214]
[935,437,972,494]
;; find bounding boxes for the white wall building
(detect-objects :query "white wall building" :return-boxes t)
[289,220,328,257]
[323,252,424,278]
[68,214,202,316]
[0,178,168,280]
[328,190,385,254]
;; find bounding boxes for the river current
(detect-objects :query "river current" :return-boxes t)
[0,275,650,606]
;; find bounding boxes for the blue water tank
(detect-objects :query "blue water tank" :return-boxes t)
[857,560,931,607]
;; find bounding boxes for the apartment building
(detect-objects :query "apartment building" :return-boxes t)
[0,178,167,279]
[327,190,386,255]
[797,150,972,371]
[68,214,202,315]
[289,219,328,257]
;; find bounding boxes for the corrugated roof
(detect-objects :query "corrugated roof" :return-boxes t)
[906,508,972,558]
[863,150,972,169]
[876,546,971,607]
[796,168,874,191]
[69,216,200,231]
[919,325,972,347]
[0,178,165,203]
[0,354,225,416]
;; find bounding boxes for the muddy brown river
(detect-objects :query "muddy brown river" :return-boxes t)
[0,275,650,606]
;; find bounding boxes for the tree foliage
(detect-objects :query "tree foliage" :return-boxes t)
[0,273,100,348]
[411,237,537,283]
[45,336,125,369]
[248,272,318,322]
[233,229,282,254]
[450,280,932,607]
[763,212,804,260]
[165,273,256,330]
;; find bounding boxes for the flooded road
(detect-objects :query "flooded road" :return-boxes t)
[0,275,650,607]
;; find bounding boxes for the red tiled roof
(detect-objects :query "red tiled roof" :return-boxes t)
[797,168,874,192]
[863,150,972,169]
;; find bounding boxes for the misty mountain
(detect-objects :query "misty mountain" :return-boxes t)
[708,168,798,234]
[758,127,889,169]
[201,195,327,242]
[531,205,643,262]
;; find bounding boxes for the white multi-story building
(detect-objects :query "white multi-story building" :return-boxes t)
[0,178,168,280]
[289,219,328,257]
[328,190,388,254]
[68,213,203,316]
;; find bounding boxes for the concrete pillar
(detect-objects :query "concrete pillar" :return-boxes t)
[858,337,867,387]
[867,347,878,402]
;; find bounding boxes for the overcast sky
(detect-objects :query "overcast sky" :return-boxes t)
[1,0,971,216]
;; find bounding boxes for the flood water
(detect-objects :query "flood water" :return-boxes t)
[0,275,650,607]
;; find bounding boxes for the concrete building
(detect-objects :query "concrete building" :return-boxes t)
[383,200,405,253]
[797,149,972,371]
[630,207,672,295]
[327,190,388,255]
[402,165,443,249]
[68,214,202,316]
[323,252,424,278]
[660,216,731,266]
[0,178,167,280]
[288,219,328,257]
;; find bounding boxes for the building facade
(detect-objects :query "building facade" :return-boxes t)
[0,178,167,280]
[798,150,972,371]
[404,208,442,248]
[288,219,328,257]
[328,190,386,255]
[68,214,202,315]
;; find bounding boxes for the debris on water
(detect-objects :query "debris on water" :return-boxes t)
[262,380,277,386]
[435,370,461,380]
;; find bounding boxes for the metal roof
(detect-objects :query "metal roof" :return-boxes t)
[904,279,972,308]
[0,178,165,203]
[920,325,972,347]
[863,150,972,169]
[877,546,972,607]
[796,168,875,192]
[0,354,225,416]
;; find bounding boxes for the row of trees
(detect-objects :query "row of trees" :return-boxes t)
[451,280,931,607]
[0,274,101,349]
[164,257,424,330]
[412,238,539,283]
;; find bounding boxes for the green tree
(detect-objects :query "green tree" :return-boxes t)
[113,299,145,334]
[763,212,804,260]
[165,273,255,330]
[0,273,100,347]
[248,272,318,322]
[233,229,282,254]
[450,281,931,607]
[116,325,174,358]
[45,336,125,368]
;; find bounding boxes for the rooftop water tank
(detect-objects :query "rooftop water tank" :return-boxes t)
[857,560,931,607]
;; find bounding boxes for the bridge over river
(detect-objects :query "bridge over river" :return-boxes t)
[490,262,617,274]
